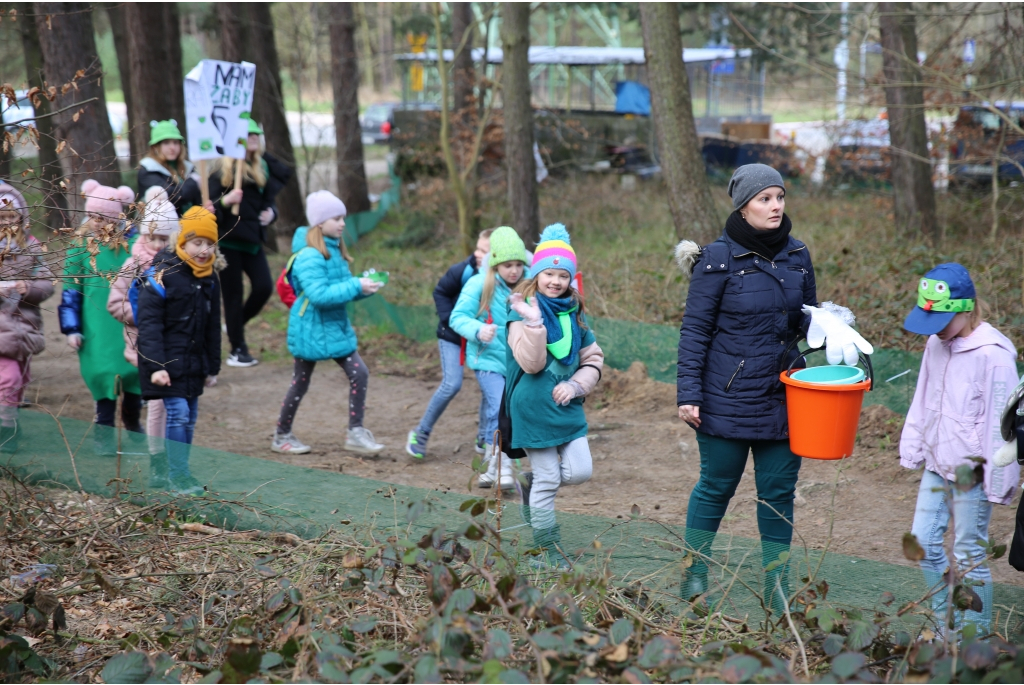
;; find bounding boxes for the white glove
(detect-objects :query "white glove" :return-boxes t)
[802,303,873,366]
[477,323,497,343]
[552,380,585,406]
[205,375,218,388]
[994,439,1018,467]
[66,333,83,351]
[508,292,542,327]
[359,278,383,296]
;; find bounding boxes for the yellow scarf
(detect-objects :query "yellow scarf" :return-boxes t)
[175,244,214,279]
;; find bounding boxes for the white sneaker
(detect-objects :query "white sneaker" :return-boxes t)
[271,431,311,455]
[478,448,498,488]
[474,437,486,454]
[345,426,384,455]
[498,455,516,492]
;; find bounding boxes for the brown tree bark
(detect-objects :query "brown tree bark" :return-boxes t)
[125,4,181,165]
[329,2,371,215]
[639,3,720,243]
[164,4,184,130]
[217,3,305,239]
[452,2,475,120]
[102,3,136,162]
[376,2,394,88]
[878,3,937,240]
[19,9,70,229]
[34,2,121,211]
[501,2,539,243]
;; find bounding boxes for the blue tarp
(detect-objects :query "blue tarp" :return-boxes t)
[614,80,650,116]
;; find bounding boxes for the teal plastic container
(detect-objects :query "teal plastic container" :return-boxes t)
[790,365,865,385]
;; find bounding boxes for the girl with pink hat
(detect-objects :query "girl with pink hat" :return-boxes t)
[59,179,142,455]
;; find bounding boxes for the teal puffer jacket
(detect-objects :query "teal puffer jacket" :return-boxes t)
[287,233,367,361]
[449,272,516,375]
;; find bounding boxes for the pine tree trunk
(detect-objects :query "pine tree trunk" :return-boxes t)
[164,4,185,131]
[34,2,121,211]
[639,3,721,243]
[102,3,136,163]
[125,3,178,165]
[878,2,937,240]
[247,3,304,240]
[19,10,70,229]
[217,3,304,240]
[329,2,371,215]
[501,2,539,244]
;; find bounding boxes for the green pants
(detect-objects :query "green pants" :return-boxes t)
[683,432,802,614]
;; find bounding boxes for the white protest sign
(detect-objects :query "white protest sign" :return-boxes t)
[183,60,257,161]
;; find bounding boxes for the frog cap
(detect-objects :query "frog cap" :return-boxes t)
[903,262,976,336]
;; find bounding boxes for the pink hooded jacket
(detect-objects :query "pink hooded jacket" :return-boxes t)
[899,322,1021,504]
[106,238,163,367]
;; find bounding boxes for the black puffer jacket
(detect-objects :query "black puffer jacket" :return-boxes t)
[137,157,203,215]
[136,250,221,400]
[208,152,293,245]
[433,254,478,344]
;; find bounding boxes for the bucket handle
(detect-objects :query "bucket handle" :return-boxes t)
[783,343,874,391]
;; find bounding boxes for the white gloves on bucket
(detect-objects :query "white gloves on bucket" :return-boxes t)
[802,303,874,366]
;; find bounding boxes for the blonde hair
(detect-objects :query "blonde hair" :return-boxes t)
[0,210,26,249]
[307,224,353,263]
[219,151,267,189]
[969,296,988,330]
[513,276,588,329]
[477,264,500,317]
[146,143,189,182]
[478,227,495,240]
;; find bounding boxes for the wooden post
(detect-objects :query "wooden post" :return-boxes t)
[231,158,243,216]
[198,159,210,206]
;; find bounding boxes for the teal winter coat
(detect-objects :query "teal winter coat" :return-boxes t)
[287,230,368,361]
[449,272,517,375]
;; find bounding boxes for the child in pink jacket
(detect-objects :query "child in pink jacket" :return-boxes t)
[900,262,1020,637]
[107,187,180,456]
[0,182,55,453]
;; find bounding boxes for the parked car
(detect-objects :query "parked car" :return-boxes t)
[950,101,1024,182]
[361,102,440,146]
[2,90,35,132]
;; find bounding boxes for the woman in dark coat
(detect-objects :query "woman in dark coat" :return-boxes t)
[137,120,204,215]
[209,119,293,367]
[676,164,817,614]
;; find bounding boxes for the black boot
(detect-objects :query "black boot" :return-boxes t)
[519,472,533,525]
[0,425,17,454]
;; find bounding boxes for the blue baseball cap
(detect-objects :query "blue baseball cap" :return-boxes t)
[903,262,976,336]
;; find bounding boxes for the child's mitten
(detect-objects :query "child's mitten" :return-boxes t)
[509,292,542,327]
[995,438,1019,467]
[552,380,585,406]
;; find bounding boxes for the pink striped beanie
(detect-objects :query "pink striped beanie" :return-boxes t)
[531,223,576,279]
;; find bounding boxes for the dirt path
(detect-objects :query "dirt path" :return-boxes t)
[27,305,1024,587]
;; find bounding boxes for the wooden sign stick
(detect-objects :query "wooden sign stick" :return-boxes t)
[231,158,243,216]
[198,159,210,206]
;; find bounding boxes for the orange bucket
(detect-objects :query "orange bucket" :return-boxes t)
[779,365,872,460]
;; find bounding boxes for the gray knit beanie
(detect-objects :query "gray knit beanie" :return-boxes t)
[727,164,786,210]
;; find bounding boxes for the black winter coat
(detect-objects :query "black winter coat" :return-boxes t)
[677,230,817,441]
[137,250,222,400]
[137,158,203,216]
[433,255,478,344]
[209,152,293,245]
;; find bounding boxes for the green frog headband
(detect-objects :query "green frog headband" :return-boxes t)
[917,278,974,313]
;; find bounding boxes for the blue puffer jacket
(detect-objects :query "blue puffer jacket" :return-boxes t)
[449,271,516,375]
[677,230,817,441]
[287,231,368,361]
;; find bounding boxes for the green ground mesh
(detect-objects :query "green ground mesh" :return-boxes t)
[7,410,1024,637]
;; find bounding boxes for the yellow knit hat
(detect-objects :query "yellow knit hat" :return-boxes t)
[178,206,218,247]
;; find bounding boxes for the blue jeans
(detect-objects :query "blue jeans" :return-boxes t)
[415,340,464,438]
[912,469,994,634]
[164,396,199,481]
[474,370,504,446]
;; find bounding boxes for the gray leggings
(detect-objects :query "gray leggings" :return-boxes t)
[277,353,369,433]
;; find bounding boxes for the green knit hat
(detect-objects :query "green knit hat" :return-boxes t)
[487,226,528,266]
[148,119,184,146]
[248,119,264,135]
